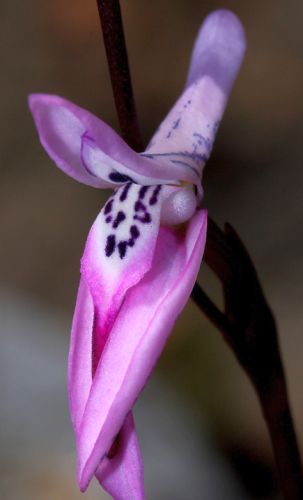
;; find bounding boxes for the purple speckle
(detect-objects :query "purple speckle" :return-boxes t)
[105,216,112,224]
[149,185,161,205]
[134,200,146,212]
[130,225,140,239]
[118,241,127,259]
[105,234,116,257]
[113,211,126,229]
[134,212,151,224]
[173,117,181,130]
[119,225,141,256]
[139,186,149,200]
[104,199,114,215]
[134,198,152,223]
[120,182,132,202]
[128,225,140,247]
[109,172,133,183]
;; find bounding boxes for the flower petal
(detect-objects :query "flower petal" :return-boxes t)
[68,277,94,433]
[145,9,246,180]
[77,209,207,490]
[28,94,198,188]
[68,281,144,498]
[95,412,145,500]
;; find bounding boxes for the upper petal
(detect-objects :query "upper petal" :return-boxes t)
[28,94,198,188]
[145,9,246,180]
[77,209,207,490]
[186,10,246,95]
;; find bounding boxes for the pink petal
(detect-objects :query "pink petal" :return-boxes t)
[95,412,145,500]
[68,280,144,498]
[28,94,198,188]
[77,209,208,490]
[69,183,164,492]
[68,277,94,433]
[145,9,246,181]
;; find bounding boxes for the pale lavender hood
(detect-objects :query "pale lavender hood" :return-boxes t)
[186,9,246,93]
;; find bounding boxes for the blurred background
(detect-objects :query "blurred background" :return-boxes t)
[1,0,303,498]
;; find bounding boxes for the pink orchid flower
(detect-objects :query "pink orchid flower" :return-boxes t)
[29,10,245,500]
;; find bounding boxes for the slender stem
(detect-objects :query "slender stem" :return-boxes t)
[260,374,303,499]
[191,283,233,338]
[193,225,303,499]
[95,1,303,498]
[193,282,303,499]
[96,0,143,151]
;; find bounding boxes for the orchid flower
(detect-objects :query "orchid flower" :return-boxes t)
[29,9,245,500]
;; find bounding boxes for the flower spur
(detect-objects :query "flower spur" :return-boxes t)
[29,9,245,500]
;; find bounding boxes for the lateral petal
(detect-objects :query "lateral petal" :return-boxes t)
[68,277,94,433]
[77,209,208,490]
[28,94,198,188]
[145,9,246,181]
[68,281,144,498]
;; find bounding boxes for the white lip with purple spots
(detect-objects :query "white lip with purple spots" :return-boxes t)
[103,183,162,260]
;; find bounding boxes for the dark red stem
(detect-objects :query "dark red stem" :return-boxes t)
[96,0,143,151]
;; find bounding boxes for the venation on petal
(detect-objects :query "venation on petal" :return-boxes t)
[145,10,246,189]
[144,78,223,184]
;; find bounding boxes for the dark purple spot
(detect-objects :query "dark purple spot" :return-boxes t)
[120,182,132,201]
[139,186,149,200]
[105,216,112,223]
[118,241,127,259]
[113,211,126,229]
[109,172,133,183]
[104,199,113,215]
[134,200,146,212]
[105,235,116,257]
[130,225,140,239]
[134,212,151,224]
[149,185,162,205]
[112,224,141,259]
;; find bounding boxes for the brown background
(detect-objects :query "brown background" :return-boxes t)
[1,1,303,498]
